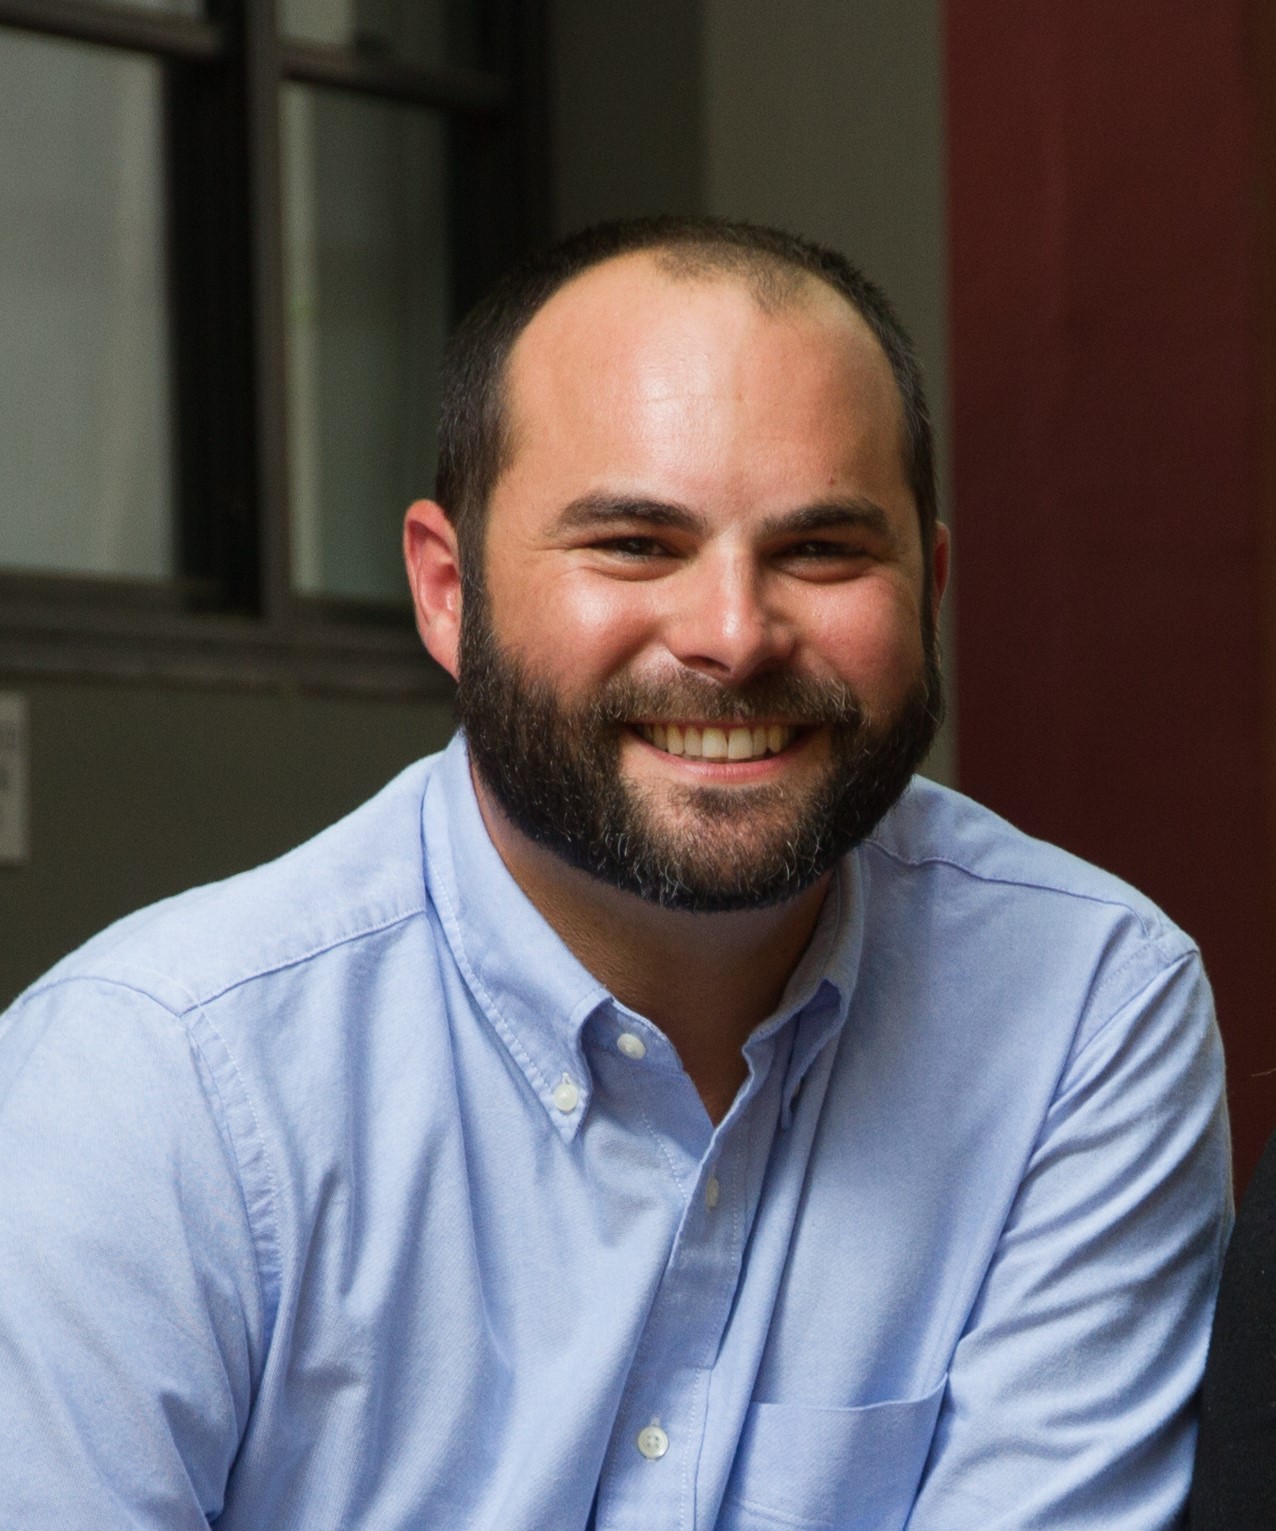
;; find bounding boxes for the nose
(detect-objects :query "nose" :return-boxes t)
[662,551,796,681]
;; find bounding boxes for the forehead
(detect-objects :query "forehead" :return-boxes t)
[499,252,907,488]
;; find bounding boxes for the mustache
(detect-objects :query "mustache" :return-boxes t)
[584,671,865,728]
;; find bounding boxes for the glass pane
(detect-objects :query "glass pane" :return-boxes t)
[283,86,450,603]
[281,0,479,71]
[0,32,174,581]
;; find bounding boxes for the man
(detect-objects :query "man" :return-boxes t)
[0,217,1229,1528]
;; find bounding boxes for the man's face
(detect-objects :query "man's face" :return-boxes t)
[454,254,947,910]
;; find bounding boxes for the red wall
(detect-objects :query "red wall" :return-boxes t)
[947,2,1276,1189]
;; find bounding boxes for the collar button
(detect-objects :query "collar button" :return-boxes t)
[551,1074,580,1113]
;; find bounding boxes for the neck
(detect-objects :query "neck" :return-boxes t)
[472,772,830,1123]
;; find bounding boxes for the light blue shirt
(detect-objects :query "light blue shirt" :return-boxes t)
[0,735,1229,1529]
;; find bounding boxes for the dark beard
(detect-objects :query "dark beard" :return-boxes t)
[456,586,944,913]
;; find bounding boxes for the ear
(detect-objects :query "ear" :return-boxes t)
[403,499,463,680]
[929,521,951,622]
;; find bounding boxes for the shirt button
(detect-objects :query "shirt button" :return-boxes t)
[705,1175,720,1210]
[616,1031,646,1060]
[552,1074,580,1113]
[636,1424,669,1460]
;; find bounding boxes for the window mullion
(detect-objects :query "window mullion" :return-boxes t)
[233,0,292,627]
[0,0,219,61]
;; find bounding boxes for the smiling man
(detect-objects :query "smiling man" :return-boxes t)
[0,219,1230,1529]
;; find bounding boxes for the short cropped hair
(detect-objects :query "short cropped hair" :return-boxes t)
[434,215,937,571]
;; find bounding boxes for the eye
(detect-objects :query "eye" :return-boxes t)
[593,536,678,559]
[788,539,858,558]
[781,538,871,563]
[771,538,878,582]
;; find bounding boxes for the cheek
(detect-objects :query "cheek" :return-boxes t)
[807,593,927,702]
[487,567,659,682]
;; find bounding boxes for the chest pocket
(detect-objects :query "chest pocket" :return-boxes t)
[718,1375,946,1530]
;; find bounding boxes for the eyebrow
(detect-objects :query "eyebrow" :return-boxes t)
[551,494,708,537]
[758,500,895,541]
[551,493,896,542]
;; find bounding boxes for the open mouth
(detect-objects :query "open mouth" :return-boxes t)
[635,722,799,762]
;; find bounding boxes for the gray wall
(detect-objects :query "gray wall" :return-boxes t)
[1,1,950,1003]
[1,680,454,1004]
[549,0,704,227]
[551,0,954,780]
[700,0,954,784]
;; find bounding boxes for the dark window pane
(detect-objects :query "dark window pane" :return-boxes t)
[280,0,479,70]
[0,31,174,581]
[283,86,450,603]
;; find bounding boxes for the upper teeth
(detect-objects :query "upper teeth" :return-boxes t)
[637,723,796,761]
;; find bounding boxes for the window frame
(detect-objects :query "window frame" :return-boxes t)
[0,0,548,695]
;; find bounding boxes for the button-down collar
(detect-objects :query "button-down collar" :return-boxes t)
[422,735,865,1138]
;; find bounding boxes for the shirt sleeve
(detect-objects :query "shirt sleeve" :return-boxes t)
[0,977,266,1528]
[907,948,1232,1531]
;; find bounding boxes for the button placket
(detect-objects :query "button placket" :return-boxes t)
[591,1110,766,1528]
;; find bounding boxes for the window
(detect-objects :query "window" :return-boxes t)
[0,0,546,692]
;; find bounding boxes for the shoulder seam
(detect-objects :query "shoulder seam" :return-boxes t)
[6,977,280,1391]
[863,837,1162,942]
[187,901,427,1011]
[183,1002,283,1369]
[27,901,428,1014]
[1083,940,1203,1052]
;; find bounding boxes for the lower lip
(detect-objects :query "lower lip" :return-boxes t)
[626,727,814,779]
